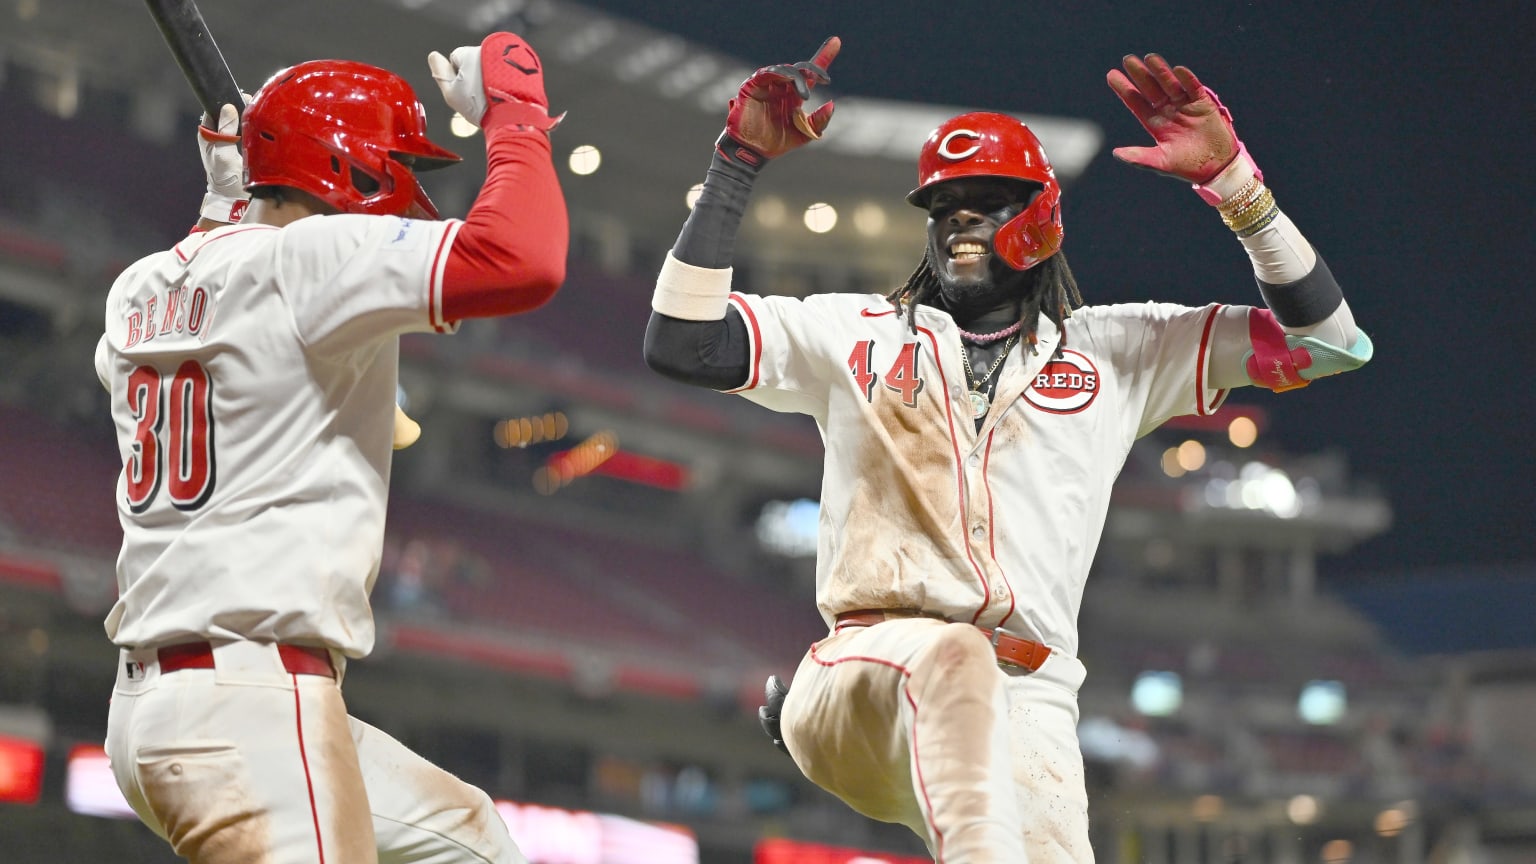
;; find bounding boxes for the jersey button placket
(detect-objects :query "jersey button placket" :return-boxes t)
[963,446,989,544]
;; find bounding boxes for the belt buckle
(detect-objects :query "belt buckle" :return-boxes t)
[988,628,1017,670]
[988,628,1033,673]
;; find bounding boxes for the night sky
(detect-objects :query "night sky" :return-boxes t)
[578,0,1536,581]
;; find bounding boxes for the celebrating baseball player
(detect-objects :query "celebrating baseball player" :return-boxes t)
[645,38,1371,862]
[95,32,564,864]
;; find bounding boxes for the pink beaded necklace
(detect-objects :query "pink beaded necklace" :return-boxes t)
[958,320,1022,345]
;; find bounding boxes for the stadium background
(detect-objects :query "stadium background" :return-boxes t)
[2,1,1534,862]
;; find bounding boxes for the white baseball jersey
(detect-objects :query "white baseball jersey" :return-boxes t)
[95,214,463,657]
[726,291,1237,659]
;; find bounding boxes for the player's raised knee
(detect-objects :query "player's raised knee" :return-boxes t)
[921,622,997,673]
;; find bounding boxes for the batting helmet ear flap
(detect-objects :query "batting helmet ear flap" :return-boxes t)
[993,181,1063,271]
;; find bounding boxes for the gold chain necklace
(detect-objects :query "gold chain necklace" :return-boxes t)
[959,334,1019,420]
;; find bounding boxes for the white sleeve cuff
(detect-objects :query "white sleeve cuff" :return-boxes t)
[1237,209,1318,284]
[1196,151,1260,205]
[652,250,733,321]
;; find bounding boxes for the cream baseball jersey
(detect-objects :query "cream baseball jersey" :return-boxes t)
[727,291,1238,659]
[95,214,462,656]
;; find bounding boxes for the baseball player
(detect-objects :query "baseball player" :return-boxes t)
[645,39,1371,862]
[96,32,565,864]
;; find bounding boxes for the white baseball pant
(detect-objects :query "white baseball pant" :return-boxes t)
[779,616,1092,863]
[106,640,525,864]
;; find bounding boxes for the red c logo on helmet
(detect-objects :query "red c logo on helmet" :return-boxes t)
[937,129,982,161]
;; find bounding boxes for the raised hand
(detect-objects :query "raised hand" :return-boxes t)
[723,36,840,165]
[428,45,487,125]
[198,97,251,224]
[1107,53,1246,187]
[429,32,559,131]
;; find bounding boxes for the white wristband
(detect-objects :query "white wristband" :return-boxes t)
[1196,151,1260,205]
[652,250,733,320]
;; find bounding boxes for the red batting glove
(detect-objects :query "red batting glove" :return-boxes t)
[721,36,840,167]
[1108,53,1256,196]
[479,32,560,131]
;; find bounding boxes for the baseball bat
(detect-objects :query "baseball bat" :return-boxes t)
[142,0,244,125]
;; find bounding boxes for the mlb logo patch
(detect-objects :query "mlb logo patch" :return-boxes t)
[124,661,146,681]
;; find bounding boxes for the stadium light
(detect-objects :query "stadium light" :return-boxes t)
[804,202,837,233]
[568,145,601,176]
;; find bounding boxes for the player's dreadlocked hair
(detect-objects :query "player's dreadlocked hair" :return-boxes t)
[885,250,1084,355]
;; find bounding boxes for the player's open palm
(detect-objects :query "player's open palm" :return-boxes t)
[1107,53,1238,184]
[726,36,840,161]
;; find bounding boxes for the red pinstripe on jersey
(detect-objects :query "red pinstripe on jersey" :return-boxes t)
[911,323,992,618]
[855,307,995,620]
[723,293,763,393]
[1195,303,1228,415]
[982,427,1018,630]
[427,222,459,333]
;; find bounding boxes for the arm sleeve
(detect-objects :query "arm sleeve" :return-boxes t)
[642,139,764,386]
[1197,157,1363,389]
[673,142,761,270]
[644,308,752,391]
[439,126,568,320]
[1238,215,1357,348]
[1203,228,1362,389]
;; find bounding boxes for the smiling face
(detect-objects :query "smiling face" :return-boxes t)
[924,177,1042,322]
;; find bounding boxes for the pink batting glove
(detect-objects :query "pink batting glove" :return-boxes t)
[1107,53,1260,202]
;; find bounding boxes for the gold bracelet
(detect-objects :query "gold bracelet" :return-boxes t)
[1235,205,1282,237]
[1221,185,1272,224]
[1222,187,1276,231]
[1217,177,1265,219]
[1231,199,1279,234]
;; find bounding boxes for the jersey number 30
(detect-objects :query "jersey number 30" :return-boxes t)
[124,361,216,513]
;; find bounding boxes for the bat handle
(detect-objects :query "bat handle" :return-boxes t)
[143,0,243,125]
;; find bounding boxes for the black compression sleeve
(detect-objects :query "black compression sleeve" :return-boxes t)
[672,136,763,269]
[1257,250,1344,328]
[644,308,752,390]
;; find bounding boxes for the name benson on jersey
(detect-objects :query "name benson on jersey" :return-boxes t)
[1023,349,1100,414]
[124,284,215,347]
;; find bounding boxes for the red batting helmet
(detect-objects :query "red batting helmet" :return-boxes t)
[907,112,1063,271]
[242,60,461,219]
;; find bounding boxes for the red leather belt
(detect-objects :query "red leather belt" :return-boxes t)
[156,642,335,679]
[834,610,1052,673]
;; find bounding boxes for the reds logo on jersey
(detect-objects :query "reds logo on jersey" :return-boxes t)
[1023,349,1099,414]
